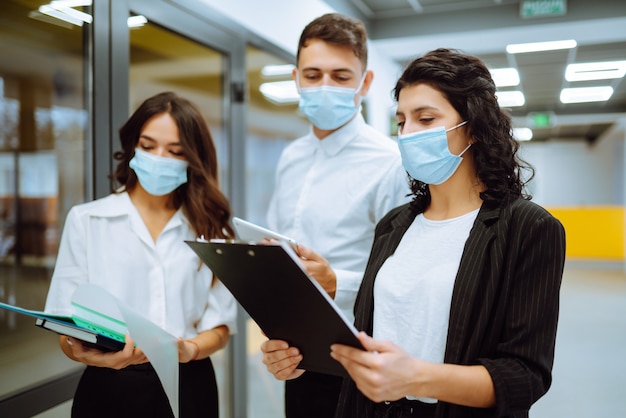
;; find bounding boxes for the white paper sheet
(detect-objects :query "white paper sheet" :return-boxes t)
[72,284,179,418]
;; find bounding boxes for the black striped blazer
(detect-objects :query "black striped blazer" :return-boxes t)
[335,196,566,418]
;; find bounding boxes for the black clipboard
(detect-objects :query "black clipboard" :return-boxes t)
[186,239,364,377]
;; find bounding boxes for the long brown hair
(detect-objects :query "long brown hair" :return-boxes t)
[112,91,234,239]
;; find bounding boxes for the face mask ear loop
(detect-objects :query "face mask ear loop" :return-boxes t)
[352,72,367,111]
[457,143,472,157]
[354,72,367,95]
[450,121,471,157]
[446,120,468,132]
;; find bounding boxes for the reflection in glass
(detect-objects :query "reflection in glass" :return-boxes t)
[245,46,308,226]
[245,45,308,418]
[0,0,89,400]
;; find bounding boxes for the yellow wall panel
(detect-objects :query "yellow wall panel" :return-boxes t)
[546,206,624,261]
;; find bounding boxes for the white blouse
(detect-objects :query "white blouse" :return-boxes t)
[373,209,479,402]
[45,192,237,339]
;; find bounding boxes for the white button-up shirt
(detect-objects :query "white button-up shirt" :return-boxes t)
[267,114,411,324]
[45,192,237,339]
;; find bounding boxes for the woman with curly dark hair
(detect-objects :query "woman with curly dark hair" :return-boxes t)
[262,49,566,418]
[45,92,236,418]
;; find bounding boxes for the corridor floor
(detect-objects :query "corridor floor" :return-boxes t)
[31,261,626,417]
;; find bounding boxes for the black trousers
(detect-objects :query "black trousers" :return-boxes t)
[71,358,218,418]
[285,371,343,418]
[372,398,436,418]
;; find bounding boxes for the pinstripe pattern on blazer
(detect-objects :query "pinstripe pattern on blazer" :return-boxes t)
[335,196,566,418]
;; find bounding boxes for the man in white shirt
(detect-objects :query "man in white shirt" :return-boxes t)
[265,13,411,418]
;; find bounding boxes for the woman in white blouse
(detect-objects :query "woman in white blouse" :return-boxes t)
[45,92,237,418]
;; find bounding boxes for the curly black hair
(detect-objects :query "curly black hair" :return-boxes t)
[393,48,534,212]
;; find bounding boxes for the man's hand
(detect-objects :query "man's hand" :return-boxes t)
[260,339,305,380]
[296,244,337,298]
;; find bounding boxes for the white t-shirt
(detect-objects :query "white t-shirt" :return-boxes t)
[45,192,237,339]
[267,113,411,324]
[373,208,479,402]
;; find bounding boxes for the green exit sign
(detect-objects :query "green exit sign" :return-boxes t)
[520,0,567,18]
[527,112,556,128]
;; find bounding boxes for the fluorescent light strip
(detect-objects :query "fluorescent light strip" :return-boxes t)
[560,86,614,104]
[51,3,92,24]
[51,0,92,6]
[259,81,299,104]
[39,5,83,26]
[497,91,525,107]
[506,39,577,54]
[261,64,295,78]
[127,15,147,28]
[38,2,145,28]
[490,68,520,87]
[565,61,626,82]
[512,127,533,141]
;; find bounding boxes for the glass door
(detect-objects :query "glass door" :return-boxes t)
[0,0,89,406]
[0,0,247,416]
[115,1,247,417]
[128,19,234,417]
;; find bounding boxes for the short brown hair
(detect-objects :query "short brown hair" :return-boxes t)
[297,13,368,70]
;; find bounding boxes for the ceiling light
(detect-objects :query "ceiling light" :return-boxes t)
[37,0,93,27]
[565,60,626,82]
[38,5,84,26]
[497,91,526,107]
[560,86,614,104]
[50,1,92,24]
[506,39,577,54]
[259,81,299,104]
[127,15,148,28]
[490,68,520,87]
[261,64,295,78]
[512,127,533,141]
[28,10,74,28]
[51,0,92,6]
[51,2,93,23]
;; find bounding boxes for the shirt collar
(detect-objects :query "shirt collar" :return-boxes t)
[89,191,186,227]
[90,191,134,217]
[309,113,366,157]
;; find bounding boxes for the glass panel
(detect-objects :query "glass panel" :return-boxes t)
[244,46,308,226]
[128,19,232,418]
[245,45,308,418]
[0,0,89,397]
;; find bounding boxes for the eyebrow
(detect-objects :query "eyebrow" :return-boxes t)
[301,67,354,74]
[139,134,156,142]
[139,134,182,147]
[396,105,439,117]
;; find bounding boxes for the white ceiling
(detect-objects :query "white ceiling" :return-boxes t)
[324,0,626,142]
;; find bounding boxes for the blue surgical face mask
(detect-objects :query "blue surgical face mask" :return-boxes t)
[296,71,365,130]
[129,148,188,196]
[397,121,470,185]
